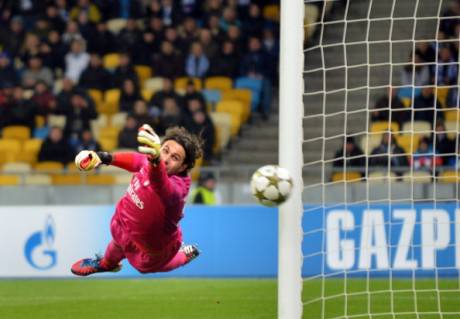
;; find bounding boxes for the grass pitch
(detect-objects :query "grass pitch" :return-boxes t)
[1,278,459,319]
[0,279,276,319]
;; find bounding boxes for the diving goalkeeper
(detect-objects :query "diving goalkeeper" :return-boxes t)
[71,125,203,276]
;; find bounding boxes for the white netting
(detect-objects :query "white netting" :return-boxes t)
[302,0,460,318]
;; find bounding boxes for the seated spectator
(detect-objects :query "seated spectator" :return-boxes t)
[64,37,90,82]
[439,0,460,37]
[446,87,459,107]
[209,40,239,78]
[332,136,365,170]
[21,55,54,89]
[2,86,38,132]
[62,20,83,46]
[107,0,144,19]
[118,115,139,149]
[38,126,75,164]
[183,80,206,108]
[87,22,116,56]
[55,78,76,114]
[199,28,219,61]
[434,122,456,165]
[75,129,101,153]
[131,100,156,129]
[45,4,67,33]
[184,110,216,162]
[433,45,458,86]
[206,14,225,44]
[219,6,241,32]
[0,51,19,86]
[0,16,25,57]
[149,77,182,110]
[79,53,112,91]
[113,52,139,89]
[119,78,142,113]
[42,29,66,71]
[157,97,183,135]
[31,80,57,117]
[116,18,142,58]
[185,41,210,78]
[242,3,265,37]
[63,91,98,142]
[152,41,184,79]
[412,86,443,124]
[398,52,430,99]
[411,137,442,171]
[371,87,408,125]
[370,132,409,171]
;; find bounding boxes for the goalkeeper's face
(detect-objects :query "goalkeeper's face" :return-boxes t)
[160,140,187,175]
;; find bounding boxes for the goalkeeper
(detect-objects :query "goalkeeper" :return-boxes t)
[71,125,203,276]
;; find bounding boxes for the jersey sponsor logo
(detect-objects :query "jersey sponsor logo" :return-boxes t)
[24,215,57,270]
[127,177,144,209]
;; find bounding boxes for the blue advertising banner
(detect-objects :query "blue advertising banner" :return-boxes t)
[1,203,459,278]
[303,203,460,277]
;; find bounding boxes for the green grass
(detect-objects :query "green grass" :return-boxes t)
[1,278,460,319]
[0,279,276,319]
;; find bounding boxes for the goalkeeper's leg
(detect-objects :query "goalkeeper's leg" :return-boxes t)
[157,244,200,272]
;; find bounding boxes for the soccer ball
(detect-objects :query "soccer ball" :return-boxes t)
[250,165,293,207]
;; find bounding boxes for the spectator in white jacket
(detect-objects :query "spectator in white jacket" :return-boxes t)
[65,37,90,82]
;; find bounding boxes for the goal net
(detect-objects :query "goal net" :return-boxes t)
[301,0,460,318]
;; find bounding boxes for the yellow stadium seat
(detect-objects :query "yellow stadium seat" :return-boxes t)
[401,98,411,108]
[141,89,154,101]
[263,4,280,21]
[2,162,31,173]
[144,77,164,92]
[23,138,43,153]
[16,151,38,165]
[401,121,431,137]
[51,174,82,185]
[204,76,233,91]
[0,139,21,164]
[111,112,128,128]
[209,112,232,153]
[395,134,420,154]
[367,171,397,183]
[0,174,20,185]
[99,126,120,139]
[370,121,400,134]
[444,121,459,139]
[215,101,245,137]
[86,174,115,185]
[360,134,383,155]
[438,171,459,183]
[103,53,120,70]
[99,137,118,151]
[100,89,121,114]
[35,115,46,128]
[331,172,362,182]
[221,89,252,122]
[34,161,64,173]
[436,86,449,107]
[115,174,132,185]
[24,174,51,185]
[402,171,432,183]
[174,77,202,92]
[2,125,31,141]
[48,115,67,129]
[88,89,103,104]
[190,157,203,182]
[444,109,460,122]
[134,65,153,87]
[106,18,127,34]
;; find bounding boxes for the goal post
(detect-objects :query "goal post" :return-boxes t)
[289,0,460,318]
[278,0,304,319]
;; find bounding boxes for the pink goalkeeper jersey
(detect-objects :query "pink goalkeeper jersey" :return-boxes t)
[112,152,191,254]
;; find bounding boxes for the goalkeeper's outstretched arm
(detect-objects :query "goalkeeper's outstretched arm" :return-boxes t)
[75,150,144,172]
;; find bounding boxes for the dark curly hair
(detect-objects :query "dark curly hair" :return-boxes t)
[162,126,203,174]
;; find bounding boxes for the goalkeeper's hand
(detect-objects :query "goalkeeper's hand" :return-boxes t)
[75,150,109,171]
[137,124,161,161]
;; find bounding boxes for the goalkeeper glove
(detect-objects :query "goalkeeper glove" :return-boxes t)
[137,124,161,162]
[75,151,112,171]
